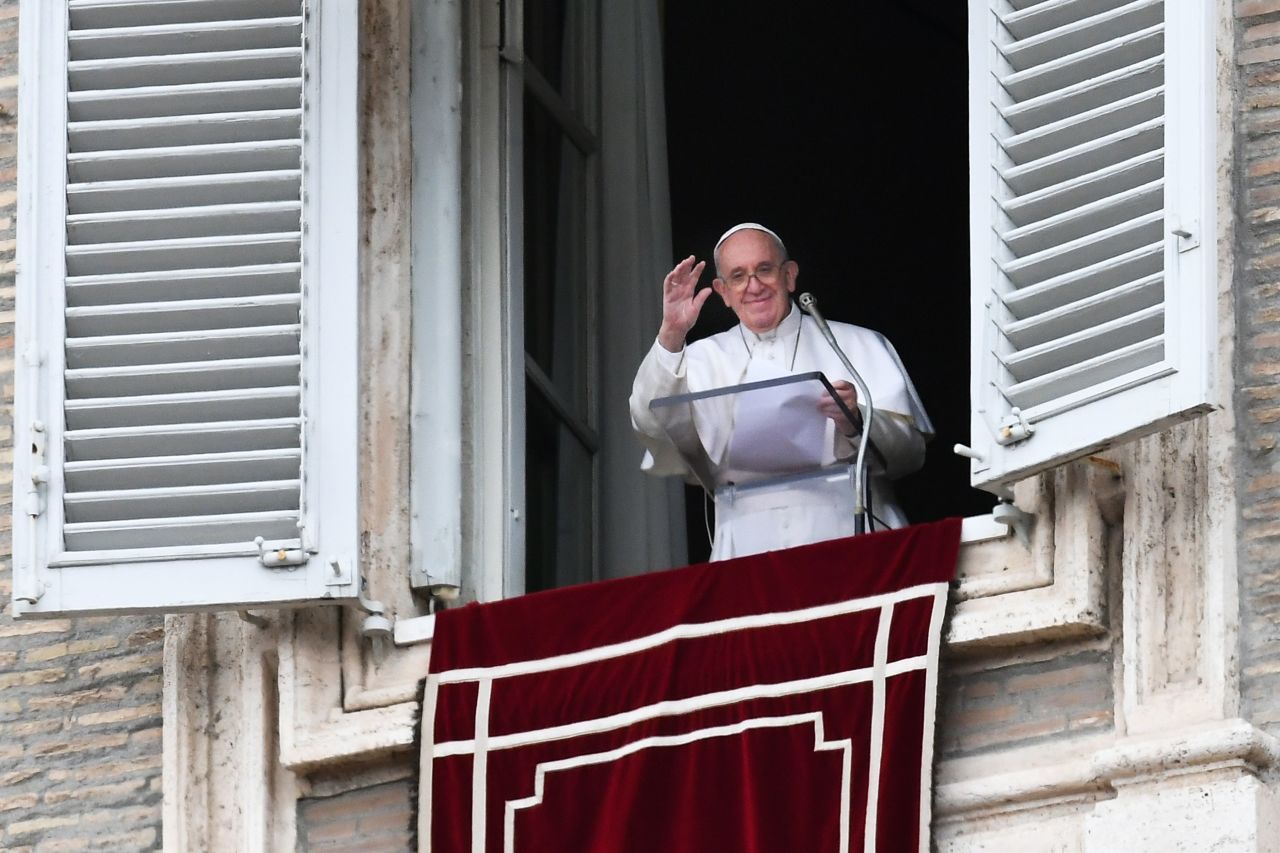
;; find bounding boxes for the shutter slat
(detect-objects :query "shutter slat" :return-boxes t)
[1000,179,1162,257]
[69,47,302,89]
[66,263,301,306]
[1003,241,1163,318]
[67,201,301,244]
[1001,87,1162,165]
[65,480,300,524]
[1000,116,1163,195]
[68,171,302,214]
[65,232,300,275]
[69,109,302,153]
[65,355,301,398]
[64,511,301,551]
[69,0,301,29]
[65,387,300,430]
[1000,22,1162,101]
[64,448,301,491]
[68,140,301,182]
[65,418,301,461]
[999,0,1134,41]
[1003,336,1164,411]
[1000,150,1163,226]
[66,293,300,336]
[1001,272,1162,348]
[998,56,1162,134]
[999,0,1163,72]
[66,324,300,368]
[69,17,303,61]
[999,210,1163,287]
[69,79,301,122]
[999,305,1163,381]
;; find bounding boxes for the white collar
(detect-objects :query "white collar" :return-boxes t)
[744,301,800,343]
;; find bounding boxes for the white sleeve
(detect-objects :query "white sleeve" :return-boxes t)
[629,339,695,477]
[830,327,930,479]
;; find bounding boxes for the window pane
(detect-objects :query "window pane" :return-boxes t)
[523,91,589,417]
[522,0,567,92]
[525,382,593,592]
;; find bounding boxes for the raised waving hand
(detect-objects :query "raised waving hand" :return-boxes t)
[658,255,712,353]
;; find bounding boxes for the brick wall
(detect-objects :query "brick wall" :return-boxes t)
[0,3,165,850]
[1236,0,1280,735]
[297,780,415,853]
[936,648,1114,762]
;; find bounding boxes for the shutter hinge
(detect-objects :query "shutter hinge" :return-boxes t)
[356,574,392,663]
[254,536,310,568]
[27,420,48,518]
[995,407,1034,446]
[1172,219,1200,254]
[993,498,1034,547]
[13,580,45,606]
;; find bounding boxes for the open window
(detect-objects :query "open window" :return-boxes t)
[400,0,1216,617]
[13,0,360,616]
[662,3,990,560]
[662,0,1214,560]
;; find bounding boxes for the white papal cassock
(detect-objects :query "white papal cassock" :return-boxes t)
[630,303,933,560]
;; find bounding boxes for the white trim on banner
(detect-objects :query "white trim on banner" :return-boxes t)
[918,588,948,852]
[435,654,928,758]
[864,603,894,853]
[435,582,947,684]
[502,713,855,853]
[471,679,493,853]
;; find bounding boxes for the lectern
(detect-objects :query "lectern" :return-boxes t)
[649,371,873,558]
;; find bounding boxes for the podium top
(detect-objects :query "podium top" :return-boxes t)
[647,371,859,492]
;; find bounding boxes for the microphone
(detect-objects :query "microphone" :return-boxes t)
[798,292,875,535]
[797,293,838,352]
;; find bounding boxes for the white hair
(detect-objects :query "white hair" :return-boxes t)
[712,222,788,277]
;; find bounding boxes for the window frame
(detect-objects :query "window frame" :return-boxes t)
[499,0,603,596]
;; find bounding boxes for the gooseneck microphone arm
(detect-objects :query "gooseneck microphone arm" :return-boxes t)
[798,292,874,535]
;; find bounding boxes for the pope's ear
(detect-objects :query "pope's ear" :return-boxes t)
[712,277,730,305]
[784,260,799,292]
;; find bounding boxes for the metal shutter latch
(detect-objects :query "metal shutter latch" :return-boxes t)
[996,407,1035,446]
[255,536,309,568]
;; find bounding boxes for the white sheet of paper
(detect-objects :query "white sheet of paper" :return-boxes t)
[726,381,828,475]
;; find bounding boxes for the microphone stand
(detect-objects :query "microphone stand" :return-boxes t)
[798,292,874,535]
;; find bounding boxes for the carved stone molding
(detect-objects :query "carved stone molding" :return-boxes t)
[276,608,419,773]
[936,719,1280,823]
[947,460,1115,650]
[162,613,298,853]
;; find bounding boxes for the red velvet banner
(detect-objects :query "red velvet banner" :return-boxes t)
[423,518,961,853]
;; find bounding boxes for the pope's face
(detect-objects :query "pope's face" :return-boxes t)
[713,229,799,334]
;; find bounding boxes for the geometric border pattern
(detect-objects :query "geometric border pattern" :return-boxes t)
[424,582,948,853]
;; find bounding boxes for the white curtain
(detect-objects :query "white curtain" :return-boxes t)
[598,0,688,578]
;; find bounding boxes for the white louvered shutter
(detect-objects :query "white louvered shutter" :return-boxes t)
[13,0,359,615]
[966,0,1215,491]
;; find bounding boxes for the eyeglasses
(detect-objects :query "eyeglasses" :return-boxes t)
[723,261,785,290]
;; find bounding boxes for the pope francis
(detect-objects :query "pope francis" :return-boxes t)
[629,223,933,560]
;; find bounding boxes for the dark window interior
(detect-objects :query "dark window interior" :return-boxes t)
[663,1,993,561]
